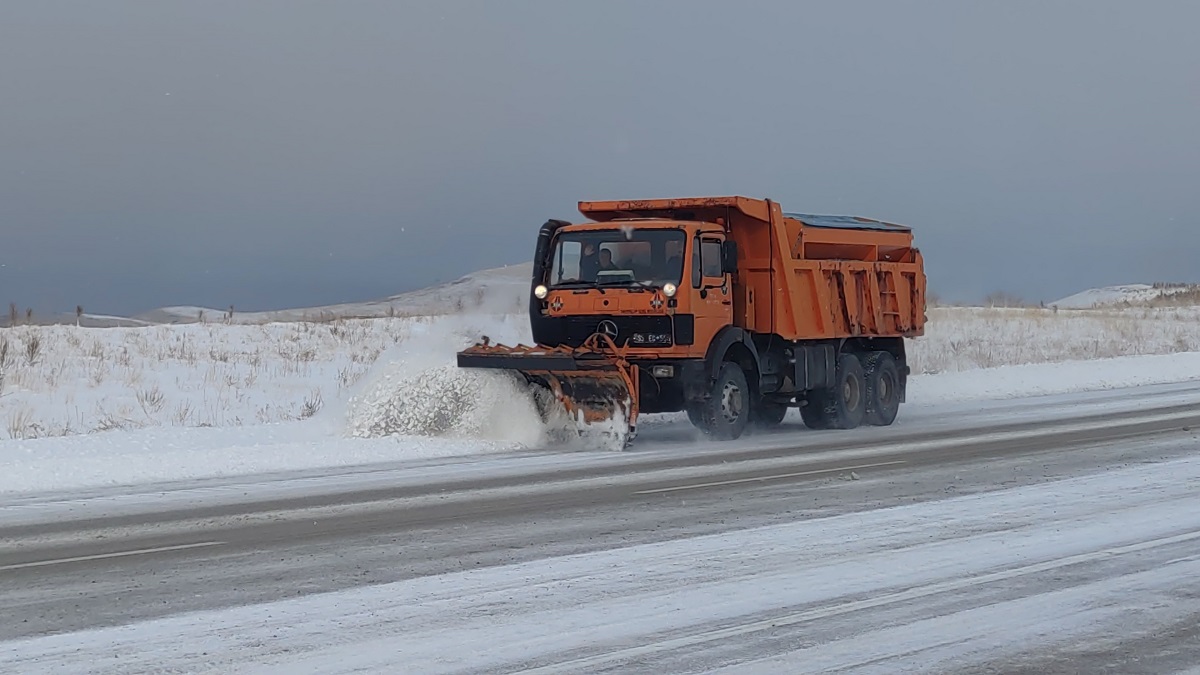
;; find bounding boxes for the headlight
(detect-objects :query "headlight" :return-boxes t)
[534,285,548,299]
[662,283,677,297]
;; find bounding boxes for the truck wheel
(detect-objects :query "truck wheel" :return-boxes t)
[803,353,866,430]
[752,400,788,427]
[694,362,751,440]
[863,351,901,426]
[831,353,867,429]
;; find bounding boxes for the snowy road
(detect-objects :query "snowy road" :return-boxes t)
[2,384,1200,673]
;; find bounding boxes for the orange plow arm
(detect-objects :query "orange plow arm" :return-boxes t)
[456,334,641,441]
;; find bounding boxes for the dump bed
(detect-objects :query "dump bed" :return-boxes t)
[579,196,926,341]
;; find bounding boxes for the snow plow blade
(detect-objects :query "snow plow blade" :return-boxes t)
[456,334,640,441]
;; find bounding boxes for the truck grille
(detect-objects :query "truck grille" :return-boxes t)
[536,314,694,348]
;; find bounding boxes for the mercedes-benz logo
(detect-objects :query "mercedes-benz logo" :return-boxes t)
[597,320,618,339]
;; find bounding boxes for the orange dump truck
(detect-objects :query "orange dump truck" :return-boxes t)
[457,196,926,442]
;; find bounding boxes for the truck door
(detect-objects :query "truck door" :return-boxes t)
[691,233,734,352]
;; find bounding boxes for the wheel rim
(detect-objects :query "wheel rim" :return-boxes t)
[880,371,896,405]
[842,375,860,410]
[720,381,743,423]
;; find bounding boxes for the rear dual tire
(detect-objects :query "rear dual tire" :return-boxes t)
[863,351,901,426]
[685,349,901,439]
[800,350,900,430]
[802,353,865,430]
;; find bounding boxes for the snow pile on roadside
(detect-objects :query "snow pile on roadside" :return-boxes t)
[3,293,1200,442]
[908,352,1200,404]
[0,423,527,495]
[2,351,1199,496]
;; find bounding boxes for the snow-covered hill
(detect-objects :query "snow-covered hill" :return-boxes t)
[135,263,534,324]
[1051,283,1200,309]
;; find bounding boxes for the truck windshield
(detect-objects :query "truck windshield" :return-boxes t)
[548,229,685,289]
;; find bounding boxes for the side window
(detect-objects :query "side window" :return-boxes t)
[552,240,581,282]
[701,239,723,278]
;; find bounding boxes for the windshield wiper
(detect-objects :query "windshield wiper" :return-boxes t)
[552,281,606,294]
[595,278,651,292]
[600,279,661,291]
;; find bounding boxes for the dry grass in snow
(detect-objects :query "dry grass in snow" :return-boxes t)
[1,305,1198,440]
[0,319,415,439]
[910,306,1200,374]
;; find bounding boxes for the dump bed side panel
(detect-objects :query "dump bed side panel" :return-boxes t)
[783,258,926,338]
[758,205,927,341]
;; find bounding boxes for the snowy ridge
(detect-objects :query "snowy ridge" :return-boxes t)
[1051,283,1200,309]
[135,263,533,324]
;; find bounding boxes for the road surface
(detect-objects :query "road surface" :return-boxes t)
[2,383,1200,673]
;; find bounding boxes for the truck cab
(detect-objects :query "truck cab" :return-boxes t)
[529,216,746,423]
[532,219,735,357]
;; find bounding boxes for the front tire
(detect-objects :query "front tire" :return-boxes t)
[689,362,751,440]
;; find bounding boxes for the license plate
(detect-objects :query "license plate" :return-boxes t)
[630,332,672,346]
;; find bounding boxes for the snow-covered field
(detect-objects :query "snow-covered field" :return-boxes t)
[912,304,1200,372]
[2,272,1200,496]
[2,303,1198,439]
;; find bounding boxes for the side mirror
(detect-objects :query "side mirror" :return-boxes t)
[721,240,738,275]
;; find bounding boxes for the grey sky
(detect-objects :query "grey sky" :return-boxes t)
[2,1,1197,315]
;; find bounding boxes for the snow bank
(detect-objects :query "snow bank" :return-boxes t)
[4,304,1198,442]
[0,423,525,496]
[909,352,1200,404]
[3,351,1200,496]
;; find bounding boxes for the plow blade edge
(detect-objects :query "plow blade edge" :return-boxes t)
[456,338,640,437]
